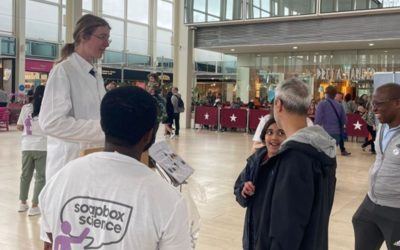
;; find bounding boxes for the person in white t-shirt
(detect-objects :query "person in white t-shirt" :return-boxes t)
[39,86,191,250]
[16,85,47,216]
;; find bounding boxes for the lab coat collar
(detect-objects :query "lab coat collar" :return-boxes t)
[71,52,96,76]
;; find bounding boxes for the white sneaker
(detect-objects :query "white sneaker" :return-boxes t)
[28,207,41,216]
[170,134,175,139]
[18,203,29,212]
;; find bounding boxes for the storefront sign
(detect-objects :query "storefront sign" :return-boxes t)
[25,59,54,73]
[102,67,121,80]
[101,67,173,83]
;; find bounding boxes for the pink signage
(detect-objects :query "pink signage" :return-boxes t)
[25,59,54,73]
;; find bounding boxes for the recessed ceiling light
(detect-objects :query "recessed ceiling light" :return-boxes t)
[257,54,261,57]
[369,43,375,46]
[292,46,298,50]
[230,48,235,52]
[384,50,388,53]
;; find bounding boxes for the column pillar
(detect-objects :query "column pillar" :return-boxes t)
[15,0,26,92]
[173,0,194,128]
[65,0,82,43]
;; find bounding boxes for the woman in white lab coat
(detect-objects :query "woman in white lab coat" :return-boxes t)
[39,14,111,179]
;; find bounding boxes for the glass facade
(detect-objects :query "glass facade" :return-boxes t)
[104,17,124,51]
[26,0,60,42]
[185,0,400,24]
[158,0,173,29]
[156,0,174,63]
[127,0,149,24]
[25,40,58,60]
[185,0,242,23]
[321,0,400,13]
[0,36,16,56]
[231,49,400,104]
[248,0,316,18]
[0,0,13,34]
[126,23,148,55]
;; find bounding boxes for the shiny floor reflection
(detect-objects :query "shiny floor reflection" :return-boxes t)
[0,126,385,250]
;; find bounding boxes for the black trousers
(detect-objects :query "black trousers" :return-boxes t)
[352,195,400,250]
[331,134,346,152]
[173,113,180,135]
[362,125,377,152]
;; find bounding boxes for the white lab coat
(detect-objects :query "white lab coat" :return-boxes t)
[39,52,106,180]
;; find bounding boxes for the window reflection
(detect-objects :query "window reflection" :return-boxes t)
[0,0,13,33]
[248,0,315,19]
[127,0,149,24]
[82,0,93,11]
[102,0,124,17]
[321,0,400,12]
[104,18,124,51]
[157,29,173,59]
[26,0,59,42]
[127,23,148,55]
[158,0,173,29]
[186,0,241,23]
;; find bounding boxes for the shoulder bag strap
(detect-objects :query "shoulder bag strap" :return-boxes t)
[327,99,343,132]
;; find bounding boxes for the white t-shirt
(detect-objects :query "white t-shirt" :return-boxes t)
[252,114,272,142]
[253,115,314,142]
[39,152,191,250]
[17,104,47,151]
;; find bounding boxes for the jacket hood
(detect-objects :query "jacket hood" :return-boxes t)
[281,125,337,159]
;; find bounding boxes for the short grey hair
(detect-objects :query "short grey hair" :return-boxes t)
[275,78,311,115]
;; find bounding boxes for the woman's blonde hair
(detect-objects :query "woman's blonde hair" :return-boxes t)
[56,14,111,64]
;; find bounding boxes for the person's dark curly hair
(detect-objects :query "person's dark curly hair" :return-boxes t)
[100,86,157,147]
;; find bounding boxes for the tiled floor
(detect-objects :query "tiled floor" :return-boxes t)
[0,126,383,250]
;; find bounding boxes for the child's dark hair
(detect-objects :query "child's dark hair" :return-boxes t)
[100,86,157,147]
[260,117,277,143]
[32,85,45,118]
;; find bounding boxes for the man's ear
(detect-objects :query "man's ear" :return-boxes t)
[275,98,283,113]
[141,129,153,145]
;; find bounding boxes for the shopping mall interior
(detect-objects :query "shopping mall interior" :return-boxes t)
[1,0,399,249]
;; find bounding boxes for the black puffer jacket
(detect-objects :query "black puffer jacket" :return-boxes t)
[234,147,272,250]
[250,126,337,250]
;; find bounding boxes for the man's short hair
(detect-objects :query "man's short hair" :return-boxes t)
[376,83,400,100]
[275,78,311,115]
[325,85,337,99]
[100,86,157,147]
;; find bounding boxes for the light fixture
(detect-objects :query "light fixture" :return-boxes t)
[292,46,298,50]
[369,43,375,46]
[257,54,261,57]
[384,50,388,53]
[230,48,235,52]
